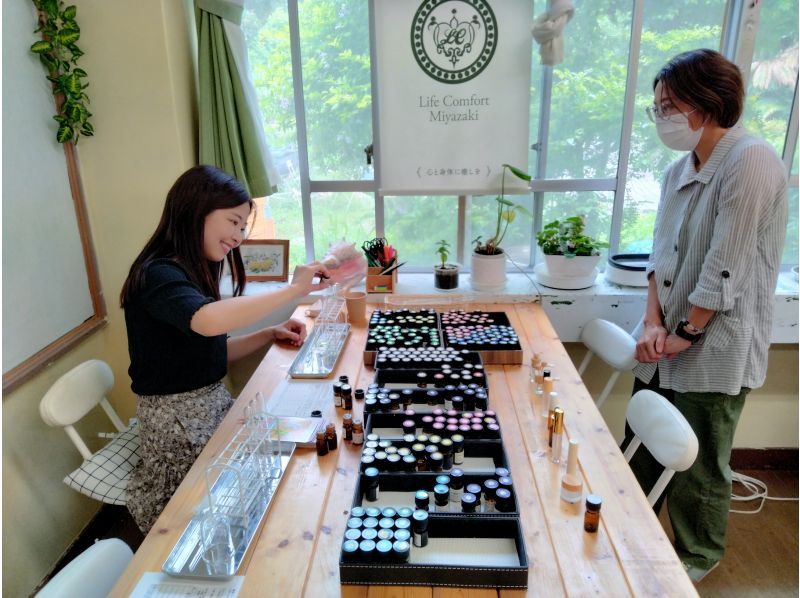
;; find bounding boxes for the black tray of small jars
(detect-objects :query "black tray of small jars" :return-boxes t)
[363,383,489,414]
[364,309,443,365]
[364,412,501,443]
[368,308,440,328]
[338,514,528,588]
[440,311,523,365]
[351,469,519,516]
[373,347,484,370]
[374,368,488,390]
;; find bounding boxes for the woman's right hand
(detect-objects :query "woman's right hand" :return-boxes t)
[290,261,331,295]
[635,322,668,363]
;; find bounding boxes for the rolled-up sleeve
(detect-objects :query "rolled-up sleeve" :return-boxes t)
[688,145,778,312]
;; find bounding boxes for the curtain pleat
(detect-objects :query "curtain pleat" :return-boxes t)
[197,0,277,197]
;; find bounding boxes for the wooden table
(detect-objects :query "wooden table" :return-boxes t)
[111,303,697,597]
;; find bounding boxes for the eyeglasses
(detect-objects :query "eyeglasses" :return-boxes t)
[646,103,696,123]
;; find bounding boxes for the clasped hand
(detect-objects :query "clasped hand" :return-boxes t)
[635,323,692,362]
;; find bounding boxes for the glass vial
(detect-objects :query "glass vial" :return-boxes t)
[561,438,583,504]
[412,509,429,547]
[364,467,380,502]
[326,422,338,451]
[551,407,564,464]
[535,366,547,396]
[546,391,559,434]
[351,419,364,445]
[530,353,542,384]
[342,413,353,442]
[315,427,328,456]
[584,494,602,533]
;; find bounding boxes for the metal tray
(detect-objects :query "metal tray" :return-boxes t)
[289,322,351,378]
[162,442,295,580]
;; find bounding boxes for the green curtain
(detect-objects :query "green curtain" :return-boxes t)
[197,0,277,197]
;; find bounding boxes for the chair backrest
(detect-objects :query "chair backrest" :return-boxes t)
[36,538,133,598]
[580,319,637,372]
[40,360,124,459]
[624,389,699,506]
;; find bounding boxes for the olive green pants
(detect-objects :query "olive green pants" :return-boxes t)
[624,371,748,569]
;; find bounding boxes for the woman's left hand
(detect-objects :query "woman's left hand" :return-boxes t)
[270,318,307,347]
[663,334,692,359]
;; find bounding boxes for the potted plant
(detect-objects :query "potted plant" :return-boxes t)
[434,240,459,291]
[536,215,608,277]
[471,164,532,291]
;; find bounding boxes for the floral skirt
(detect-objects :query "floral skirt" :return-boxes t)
[127,381,233,534]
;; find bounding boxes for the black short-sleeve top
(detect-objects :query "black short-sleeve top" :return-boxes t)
[125,259,227,395]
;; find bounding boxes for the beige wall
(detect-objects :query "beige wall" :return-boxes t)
[2,2,196,596]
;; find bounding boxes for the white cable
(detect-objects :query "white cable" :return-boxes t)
[504,250,543,305]
[729,470,799,515]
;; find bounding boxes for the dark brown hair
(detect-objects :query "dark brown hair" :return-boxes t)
[654,49,744,128]
[120,165,253,307]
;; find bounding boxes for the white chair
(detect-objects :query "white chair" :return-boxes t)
[577,318,637,408]
[623,389,699,507]
[40,360,140,505]
[36,538,133,598]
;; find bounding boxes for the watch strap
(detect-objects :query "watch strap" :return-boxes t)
[675,319,703,344]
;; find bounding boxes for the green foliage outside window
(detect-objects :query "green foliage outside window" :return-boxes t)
[243,0,798,268]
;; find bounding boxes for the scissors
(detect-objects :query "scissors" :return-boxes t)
[361,238,388,266]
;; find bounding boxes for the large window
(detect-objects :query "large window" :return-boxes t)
[243,0,799,270]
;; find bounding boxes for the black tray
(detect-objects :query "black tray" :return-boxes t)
[339,516,528,588]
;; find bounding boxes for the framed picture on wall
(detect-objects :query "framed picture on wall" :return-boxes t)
[240,239,290,282]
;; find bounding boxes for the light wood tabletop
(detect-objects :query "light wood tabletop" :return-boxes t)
[110,302,697,597]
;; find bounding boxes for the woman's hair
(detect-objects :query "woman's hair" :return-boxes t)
[654,49,744,128]
[120,165,253,307]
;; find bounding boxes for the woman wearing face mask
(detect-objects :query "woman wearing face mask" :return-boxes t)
[628,49,787,582]
[120,165,330,533]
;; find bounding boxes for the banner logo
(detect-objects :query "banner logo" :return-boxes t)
[411,0,497,84]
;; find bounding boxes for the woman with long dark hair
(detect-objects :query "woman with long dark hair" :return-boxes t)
[120,165,329,532]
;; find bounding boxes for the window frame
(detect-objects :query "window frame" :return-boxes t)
[269,0,798,270]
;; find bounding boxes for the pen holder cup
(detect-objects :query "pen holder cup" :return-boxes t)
[366,264,398,294]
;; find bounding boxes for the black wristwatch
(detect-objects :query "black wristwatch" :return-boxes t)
[674,319,704,344]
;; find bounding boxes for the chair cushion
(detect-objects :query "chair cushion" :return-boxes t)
[627,390,698,472]
[581,319,637,371]
[63,422,140,505]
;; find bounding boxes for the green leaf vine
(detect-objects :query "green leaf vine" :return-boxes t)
[29,0,93,143]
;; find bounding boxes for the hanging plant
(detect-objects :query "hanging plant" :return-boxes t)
[29,0,93,143]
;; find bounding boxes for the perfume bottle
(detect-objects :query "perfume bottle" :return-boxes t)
[560,438,583,504]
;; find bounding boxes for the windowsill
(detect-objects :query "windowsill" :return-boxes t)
[227,271,799,343]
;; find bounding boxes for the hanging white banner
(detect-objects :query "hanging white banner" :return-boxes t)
[373,0,533,196]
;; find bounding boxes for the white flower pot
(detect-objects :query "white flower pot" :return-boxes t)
[543,254,601,277]
[470,251,507,291]
[544,255,600,276]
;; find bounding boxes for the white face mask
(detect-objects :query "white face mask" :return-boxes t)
[655,110,703,151]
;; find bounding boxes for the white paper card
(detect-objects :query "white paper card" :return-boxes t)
[130,572,244,597]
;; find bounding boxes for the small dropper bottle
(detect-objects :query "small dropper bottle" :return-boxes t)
[530,353,542,384]
[560,438,583,503]
[534,365,546,395]
[551,407,564,463]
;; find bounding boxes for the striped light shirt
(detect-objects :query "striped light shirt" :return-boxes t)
[633,126,788,395]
